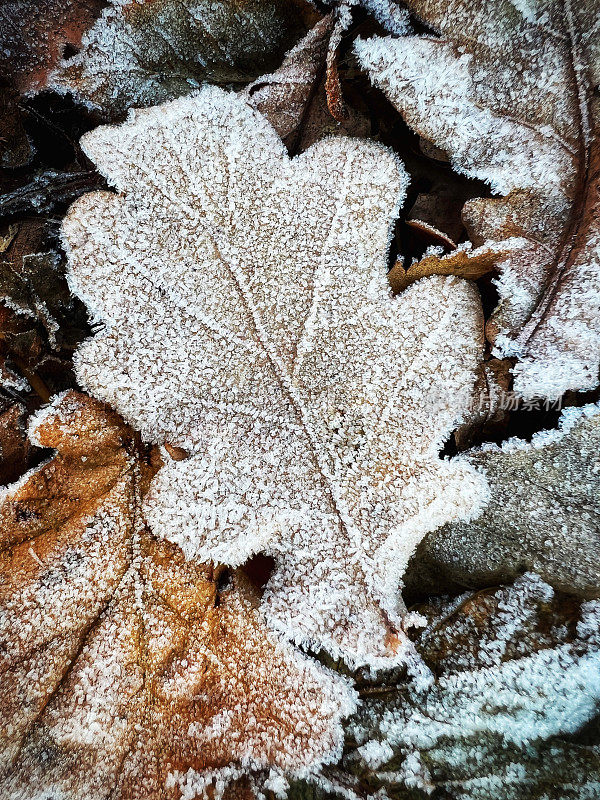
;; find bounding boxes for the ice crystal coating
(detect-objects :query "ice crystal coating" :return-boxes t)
[356,0,600,400]
[411,402,600,598]
[49,0,314,115]
[61,86,487,668]
[346,574,600,800]
[320,0,410,37]
[0,392,355,799]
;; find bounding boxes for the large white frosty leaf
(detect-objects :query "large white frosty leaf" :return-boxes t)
[355,0,600,400]
[62,86,487,668]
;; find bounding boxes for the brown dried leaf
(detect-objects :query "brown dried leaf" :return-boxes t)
[244,13,370,153]
[356,0,600,399]
[244,15,336,144]
[296,77,371,153]
[407,194,464,245]
[0,391,354,799]
[324,4,352,122]
[412,574,585,673]
[388,242,509,294]
[453,357,512,451]
[405,218,457,250]
[49,0,318,117]
[0,170,106,219]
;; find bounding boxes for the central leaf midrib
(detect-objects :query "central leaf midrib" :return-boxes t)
[120,172,355,551]
[111,133,361,560]
[210,240,355,548]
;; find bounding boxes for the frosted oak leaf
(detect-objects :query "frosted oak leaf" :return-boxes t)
[62,86,487,668]
[356,0,600,400]
[0,392,354,799]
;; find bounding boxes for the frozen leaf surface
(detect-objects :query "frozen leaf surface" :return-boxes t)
[0,391,355,800]
[346,574,600,799]
[49,0,316,116]
[356,0,600,399]
[409,402,600,598]
[61,86,487,668]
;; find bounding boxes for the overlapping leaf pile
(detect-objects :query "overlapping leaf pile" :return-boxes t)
[343,574,600,800]
[49,0,317,116]
[0,1,599,799]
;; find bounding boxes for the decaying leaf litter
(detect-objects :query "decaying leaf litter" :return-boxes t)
[0,1,599,800]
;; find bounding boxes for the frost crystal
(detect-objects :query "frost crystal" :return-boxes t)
[49,0,312,115]
[61,86,487,668]
[355,0,600,399]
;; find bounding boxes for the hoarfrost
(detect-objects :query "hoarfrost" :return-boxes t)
[346,575,600,799]
[49,0,312,115]
[0,392,356,799]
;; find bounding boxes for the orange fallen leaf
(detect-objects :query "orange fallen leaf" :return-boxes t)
[388,243,509,295]
[0,391,354,799]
